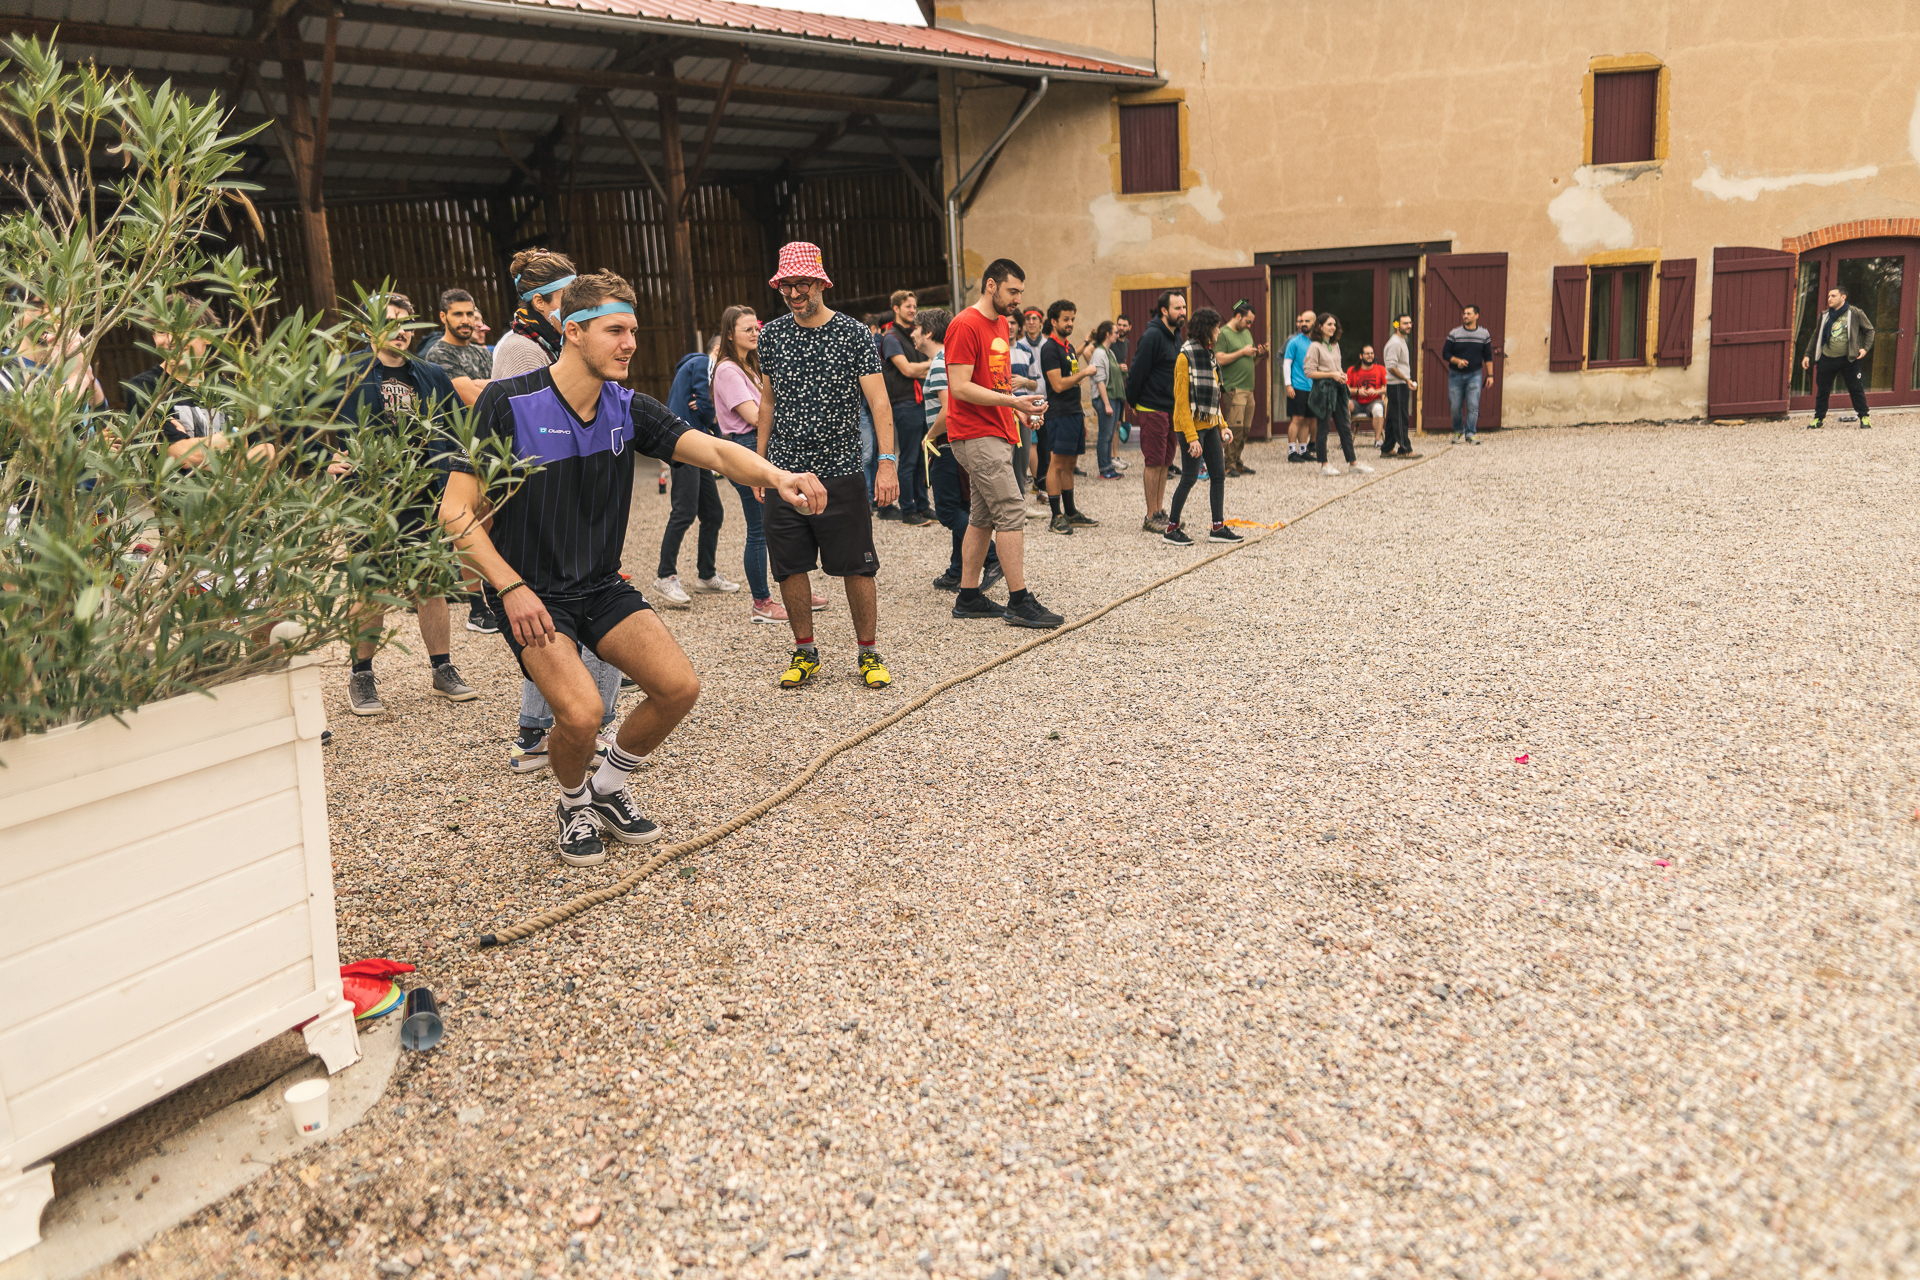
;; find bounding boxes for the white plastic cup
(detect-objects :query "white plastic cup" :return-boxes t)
[285,1079,330,1135]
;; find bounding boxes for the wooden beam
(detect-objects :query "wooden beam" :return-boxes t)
[865,113,942,219]
[597,94,668,207]
[656,71,697,355]
[494,130,536,179]
[270,14,336,316]
[309,6,339,209]
[5,17,940,116]
[680,49,742,217]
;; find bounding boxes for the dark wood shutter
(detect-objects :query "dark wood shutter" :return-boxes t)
[1548,266,1588,371]
[1119,103,1180,194]
[1655,258,1697,367]
[1189,267,1270,437]
[1592,70,1658,164]
[1421,253,1509,430]
[1706,247,1796,417]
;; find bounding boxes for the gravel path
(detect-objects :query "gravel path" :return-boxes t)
[104,419,1919,1280]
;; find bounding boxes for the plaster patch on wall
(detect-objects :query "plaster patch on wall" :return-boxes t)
[1692,162,1877,202]
[1547,167,1635,253]
[1186,185,1225,223]
[1088,194,1153,259]
[1908,88,1920,167]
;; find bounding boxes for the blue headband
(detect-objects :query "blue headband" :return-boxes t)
[516,272,576,301]
[565,300,635,327]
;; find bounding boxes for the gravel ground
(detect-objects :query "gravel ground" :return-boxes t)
[101,418,1920,1280]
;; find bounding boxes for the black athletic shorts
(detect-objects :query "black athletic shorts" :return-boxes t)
[1044,411,1086,456]
[1286,392,1309,420]
[763,472,879,580]
[485,576,652,679]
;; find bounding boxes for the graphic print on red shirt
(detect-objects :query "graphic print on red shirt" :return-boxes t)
[942,307,1018,445]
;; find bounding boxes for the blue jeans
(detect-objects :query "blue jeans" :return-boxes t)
[928,443,999,579]
[1094,399,1117,473]
[860,403,878,501]
[727,475,772,601]
[519,649,619,731]
[1447,371,1483,438]
[892,400,929,517]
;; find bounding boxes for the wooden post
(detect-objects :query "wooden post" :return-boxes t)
[657,75,698,358]
[274,16,337,317]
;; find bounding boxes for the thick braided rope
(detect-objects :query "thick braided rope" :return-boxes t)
[477,445,1450,948]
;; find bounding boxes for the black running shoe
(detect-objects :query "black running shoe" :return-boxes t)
[932,571,962,591]
[952,594,1007,620]
[1162,523,1195,546]
[555,800,607,866]
[1207,524,1245,544]
[1003,593,1064,629]
[587,783,663,845]
[466,605,500,634]
[981,562,1006,591]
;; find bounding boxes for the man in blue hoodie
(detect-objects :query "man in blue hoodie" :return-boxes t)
[653,338,733,607]
[332,293,478,716]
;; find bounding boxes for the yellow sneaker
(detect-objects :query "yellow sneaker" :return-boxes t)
[858,651,891,689]
[779,647,821,689]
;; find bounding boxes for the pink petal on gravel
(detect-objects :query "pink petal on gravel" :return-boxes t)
[1514,754,1530,764]
[1654,860,1671,868]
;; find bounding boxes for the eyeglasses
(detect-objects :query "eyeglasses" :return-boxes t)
[775,280,820,295]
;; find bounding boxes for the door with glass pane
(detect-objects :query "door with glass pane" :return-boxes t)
[1788,238,1918,408]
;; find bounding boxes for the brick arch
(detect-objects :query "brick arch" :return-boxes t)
[1782,219,1920,254]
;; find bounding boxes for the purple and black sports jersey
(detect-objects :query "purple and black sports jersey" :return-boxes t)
[454,367,688,599]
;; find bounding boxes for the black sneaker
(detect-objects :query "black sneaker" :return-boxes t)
[1003,593,1064,629]
[466,605,500,634]
[1207,524,1244,544]
[1162,523,1194,546]
[555,800,607,867]
[932,571,962,591]
[1286,450,1309,463]
[901,510,934,527]
[1066,511,1099,527]
[587,783,662,845]
[877,504,903,521]
[981,562,1006,591]
[1238,465,1257,476]
[951,593,1007,620]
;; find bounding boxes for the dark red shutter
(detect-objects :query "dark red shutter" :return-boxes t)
[1548,266,1588,371]
[1592,70,1658,164]
[1190,267,1270,437]
[1706,247,1796,417]
[1655,258,1697,368]
[1422,253,1509,430]
[1119,103,1179,194]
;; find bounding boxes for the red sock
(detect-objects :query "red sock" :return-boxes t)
[793,635,814,646]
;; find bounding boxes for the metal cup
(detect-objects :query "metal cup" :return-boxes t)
[400,986,444,1051]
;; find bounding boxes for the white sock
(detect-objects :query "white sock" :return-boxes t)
[560,779,591,809]
[592,743,644,795]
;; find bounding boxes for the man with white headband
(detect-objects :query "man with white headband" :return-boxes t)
[441,271,828,867]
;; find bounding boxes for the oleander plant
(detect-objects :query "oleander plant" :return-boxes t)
[0,36,521,744]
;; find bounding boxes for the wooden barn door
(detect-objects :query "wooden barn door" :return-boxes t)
[1708,247,1796,417]
[1190,267,1270,437]
[1422,253,1508,430]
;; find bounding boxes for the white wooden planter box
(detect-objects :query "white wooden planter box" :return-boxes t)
[0,657,358,1263]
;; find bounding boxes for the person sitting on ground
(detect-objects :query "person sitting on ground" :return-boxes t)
[440,270,826,865]
[1304,311,1372,478]
[1039,298,1099,536]
[423,288,493,407]
[333,292,481,716]
[653,336,736,608]
[1347,344,1387,450]
[1164,306,1241,547]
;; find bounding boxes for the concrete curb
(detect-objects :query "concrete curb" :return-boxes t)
[0,1016,402,1280]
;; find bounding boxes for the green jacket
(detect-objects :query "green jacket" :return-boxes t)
[1804,303,1875,363]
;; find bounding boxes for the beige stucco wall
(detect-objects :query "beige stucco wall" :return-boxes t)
[941,0,1920,425]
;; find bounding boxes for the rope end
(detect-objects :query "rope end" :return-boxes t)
[478,933,500,948]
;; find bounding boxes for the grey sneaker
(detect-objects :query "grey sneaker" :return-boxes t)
[347,670,383,716]
[430,662,479,702]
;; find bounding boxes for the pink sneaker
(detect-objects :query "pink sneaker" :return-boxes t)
[810,591,828,611]
[751,597,788,624]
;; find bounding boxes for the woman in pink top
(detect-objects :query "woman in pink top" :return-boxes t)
[712,305,786,623]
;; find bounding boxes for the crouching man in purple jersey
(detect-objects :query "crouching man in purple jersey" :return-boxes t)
[440,272,827,866]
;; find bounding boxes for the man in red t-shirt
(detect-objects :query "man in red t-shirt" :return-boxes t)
[1346,344,1387,448]
[943,257,1059,629]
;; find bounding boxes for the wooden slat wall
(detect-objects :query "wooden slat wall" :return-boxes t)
[96,167,944,406]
